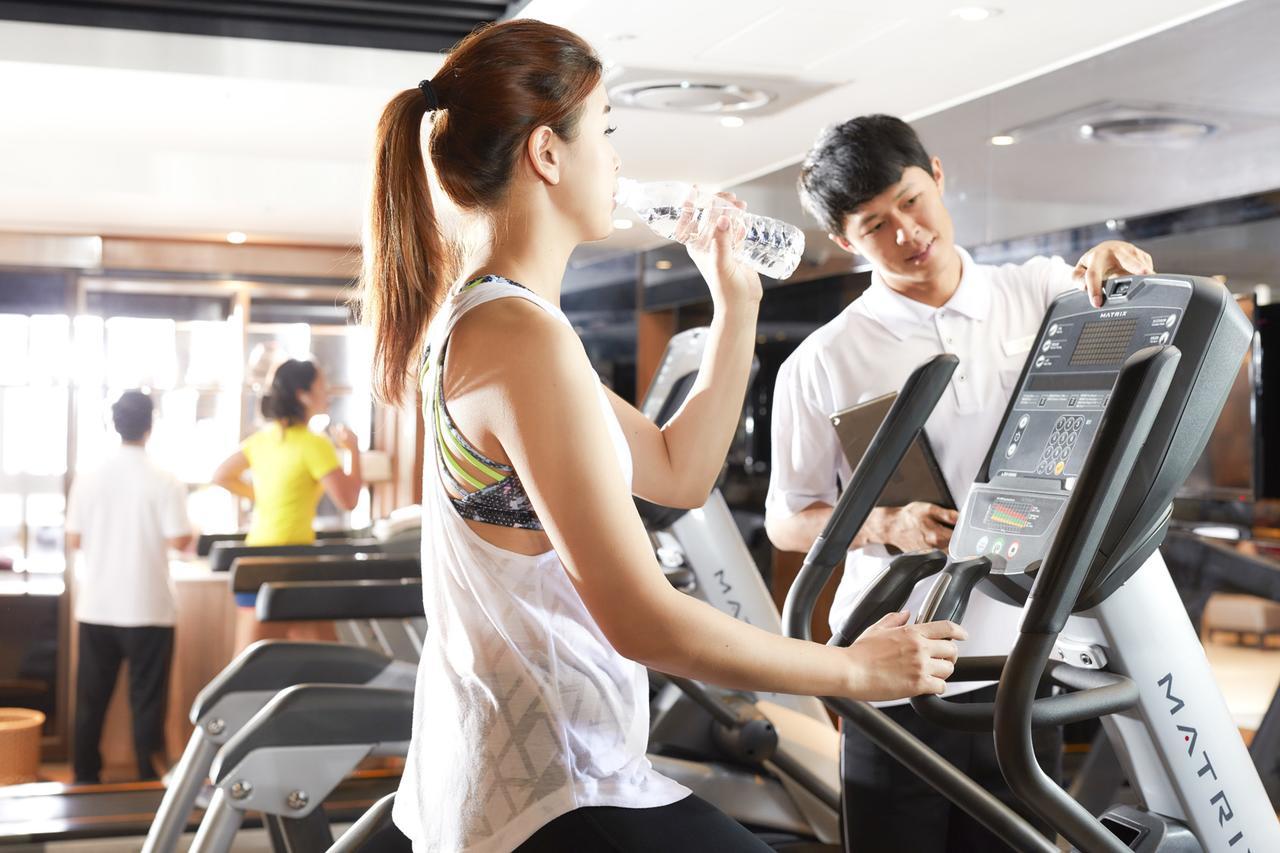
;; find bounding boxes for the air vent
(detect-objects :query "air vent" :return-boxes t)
[611,80,773,114]
[997,100,1268,149]
[606,67,836,118]
[1081,116,1216,145]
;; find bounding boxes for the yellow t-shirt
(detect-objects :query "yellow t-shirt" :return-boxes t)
[241,424,341,546]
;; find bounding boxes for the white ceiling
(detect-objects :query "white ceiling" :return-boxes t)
[719,0,1280,279]
[0,0,1250,252]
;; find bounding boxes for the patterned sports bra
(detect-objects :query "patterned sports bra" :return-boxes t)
[421,275,544,531]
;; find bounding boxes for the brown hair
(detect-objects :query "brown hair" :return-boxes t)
[359,19,603,404]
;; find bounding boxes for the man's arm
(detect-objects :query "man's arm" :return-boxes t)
[767,500,958,554]
[1073,240,1154,307]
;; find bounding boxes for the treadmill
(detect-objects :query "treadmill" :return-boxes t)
[784,274,1280,852]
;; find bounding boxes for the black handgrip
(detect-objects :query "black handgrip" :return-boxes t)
[911,659,1138,732]
[830,550,948,648]
[916,557,992,626]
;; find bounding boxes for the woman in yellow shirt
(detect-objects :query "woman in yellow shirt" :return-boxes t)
[212,359,363,646]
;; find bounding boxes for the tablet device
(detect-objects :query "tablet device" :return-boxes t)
[830,393,956,510]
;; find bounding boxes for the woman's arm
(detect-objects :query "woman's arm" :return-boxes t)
[211,451,255,502]
[607,197,763,509]
[483,306,965,702]
[320,426,363,511]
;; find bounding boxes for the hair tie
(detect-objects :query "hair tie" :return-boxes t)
[418,79,441,112]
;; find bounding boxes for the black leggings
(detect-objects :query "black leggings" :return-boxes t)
[516,794,772,852]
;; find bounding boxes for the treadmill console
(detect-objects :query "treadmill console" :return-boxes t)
[949,276,1192,575]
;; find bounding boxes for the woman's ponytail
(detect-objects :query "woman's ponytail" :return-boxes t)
[360,90,456,405]
[357,21,602,406]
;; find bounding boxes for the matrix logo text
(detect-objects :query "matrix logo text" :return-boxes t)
[1158,672,1252,850]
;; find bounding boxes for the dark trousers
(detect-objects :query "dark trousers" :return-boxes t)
[74,622,175,783]
[841,685,1063,853]
[517,794,772,852]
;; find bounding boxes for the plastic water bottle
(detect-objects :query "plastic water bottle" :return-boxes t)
[615,178,806,280]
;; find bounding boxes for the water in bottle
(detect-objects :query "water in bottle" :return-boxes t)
[614,179,806,280]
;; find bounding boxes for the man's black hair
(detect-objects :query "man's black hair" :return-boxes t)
[112,390,153,442]
[797,114,933,236]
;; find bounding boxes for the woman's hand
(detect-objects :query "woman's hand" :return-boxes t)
[674,188,763,307]
[330,424,359,454]
[843,611,967,701]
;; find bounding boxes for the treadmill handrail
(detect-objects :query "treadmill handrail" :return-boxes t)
[209,539,383,573]
[781,355,1056,853]
[191,640,396,722]
[211,684,414,784]
[995,345,1180,853]
[256,578,426,622]
[229,554,421,594]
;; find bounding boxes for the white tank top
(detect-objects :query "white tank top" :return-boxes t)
[393,280,689,852]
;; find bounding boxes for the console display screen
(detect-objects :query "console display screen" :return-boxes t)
[1070,318,1138,366]
[982,497,1043,534]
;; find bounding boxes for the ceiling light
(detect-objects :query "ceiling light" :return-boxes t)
[612,218,634,230]
[655,259,673,270]
[951,6,1000,22]
[719,116,745,128]
[226,231,247,244]
[989,135,1016,146]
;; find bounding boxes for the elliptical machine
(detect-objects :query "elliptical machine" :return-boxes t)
[784,274,1280,851]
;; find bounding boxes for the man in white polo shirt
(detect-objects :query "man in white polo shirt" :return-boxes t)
[66,390,192,783]
[765,114,1155,851]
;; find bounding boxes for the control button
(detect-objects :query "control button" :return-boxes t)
[975,535,989,554]
[1035,356,1047,368]
[1017,414,1030,429]
[1012,429,1024,442]
[1038,397,1048,408]
[1068,395,1078,407]
[1005,442,1018,458]
[1049,324,1061,336]
[1042,340,1052,352]
[1006,541,1020,559]
[1054,461,1066,476]
[1074,417,1085,429]
[991,538,1005,556]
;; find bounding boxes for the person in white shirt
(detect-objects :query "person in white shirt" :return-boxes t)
[765,114,1155,852]
[65,390,192,783]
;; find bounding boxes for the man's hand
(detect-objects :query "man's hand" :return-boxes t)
[1073,240,1154,308]
[863,502,958,552]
